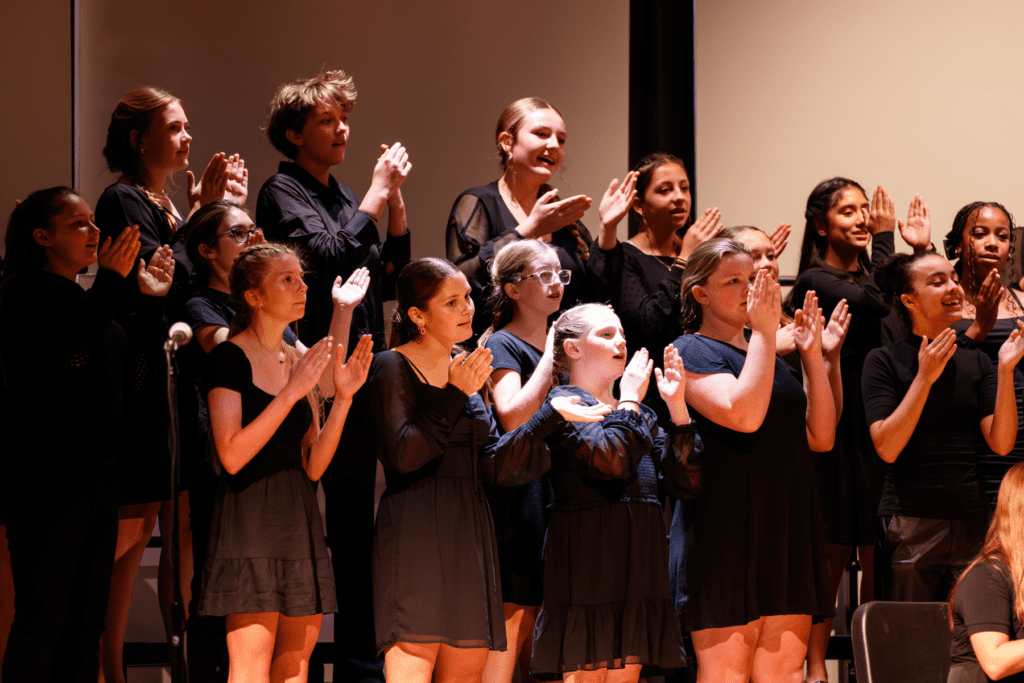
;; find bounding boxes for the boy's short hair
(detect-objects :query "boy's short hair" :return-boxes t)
[265,70,357,159]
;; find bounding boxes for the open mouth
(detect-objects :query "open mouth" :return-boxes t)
[942,296,962,309]
[537,155,555,167]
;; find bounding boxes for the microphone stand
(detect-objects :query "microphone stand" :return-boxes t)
[164,338,186,683]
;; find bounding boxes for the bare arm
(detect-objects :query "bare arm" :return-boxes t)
[319,268,370,397]
[491,349,555,431]
[210,339,333,475]
[980,323,1024,455]
[793,291,836,451]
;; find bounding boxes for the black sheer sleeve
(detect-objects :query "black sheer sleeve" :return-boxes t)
[587,243,624,308]
[369,352,471,474]
[545,385,653,480]
[480,401,563,486]
[446,192,520,302]
[648,414,703,499]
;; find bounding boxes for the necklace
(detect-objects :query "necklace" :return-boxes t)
[632,230,679,269]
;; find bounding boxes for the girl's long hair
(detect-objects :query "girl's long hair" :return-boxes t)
[479,240,557,347]
[949,461,1024,628]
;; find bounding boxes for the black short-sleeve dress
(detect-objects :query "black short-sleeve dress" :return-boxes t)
[483,329,552,607]
[532,385,702,676]
[670,334,832,631]
[197,341,336,617]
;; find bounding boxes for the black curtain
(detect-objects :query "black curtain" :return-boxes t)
[628,0,697,237]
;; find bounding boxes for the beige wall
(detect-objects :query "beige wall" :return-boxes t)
[74,0,629,259]
[0,0,72,230]
[696,0,1024,281]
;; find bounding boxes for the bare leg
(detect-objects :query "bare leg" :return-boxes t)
[0,525,13,667]
[805,544,852,682]
[99,502,160,683]
[269,613,322,683]
[384,641,440,683]
[157,493,193,640]
[226,612,277,683]
[435,643,490,683]
[691,620,760,683]
[750,615,812,683]
[483,603,537,683]
[564,668,608,683]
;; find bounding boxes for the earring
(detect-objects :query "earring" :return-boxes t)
[417,324,426,336]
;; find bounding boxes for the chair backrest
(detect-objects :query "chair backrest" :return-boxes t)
[851,601,951,683]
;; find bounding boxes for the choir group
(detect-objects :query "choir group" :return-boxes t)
[3,68,1024,683]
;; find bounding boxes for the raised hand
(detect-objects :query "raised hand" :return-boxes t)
[792,290,824,358]
[334,334,374,400]
[332,267,370,309]
[187,152,229,209]
[249,228,267,246]
[599,171,638,232]
[969,267,1002,337]
[619,347,653,403]
[98,225,141,278]
[285,337,333,402]
[137,244,175,297]
[224,154,248,206]
[776,322,797,356]
[655,344,687,406]
[680,208,722,260]
[447,347,493,395]
[550,395,612,423]
[917,328,957,385]
[369,142,412,199]
[768,223,792,258]
[822,298,851,359]
[866,185,897,235]
[521,189,592,238]
[998,321,1024,370]
[747,270,782,336]
[899,194,931,250]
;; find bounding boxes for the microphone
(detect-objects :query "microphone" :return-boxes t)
[168,322,193,347]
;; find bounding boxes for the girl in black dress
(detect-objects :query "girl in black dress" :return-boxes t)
[446,97,630,341]
[672,238,836,683]
[788,178,933,683]
[530,304,702,683]
[364,258,604,683]
[201,242,373,682]
[946,202,1024,508]
[0,188,164,682]
[863,252,1024,603]
[96,87,248,683]
[948,461,1024,683]
[480,240,563,683]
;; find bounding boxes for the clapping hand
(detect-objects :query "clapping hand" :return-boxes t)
[522,189,592,238]
[334,335,374,400]
[821,298,851,360]
[137,244,175,297]
[680,208,723,260]
[599,171,638,232]
[332,267,370,309]
[747,270,782,336]
[224,154,248,206]
[768,223,792,258]
[792,290,824,358]
[998,321,1024,370]
[448,347,493,395]
[655,344,686,405]
[619,347,653,403]
[98,225,142,278]
[866,185,897,235]
[899,194,931,251]
[917,328,957,385]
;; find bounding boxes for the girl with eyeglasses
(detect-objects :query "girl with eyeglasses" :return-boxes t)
[477,240,565,683]
[446,97,633,343]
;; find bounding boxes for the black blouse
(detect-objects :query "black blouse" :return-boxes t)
[446,180,601,341]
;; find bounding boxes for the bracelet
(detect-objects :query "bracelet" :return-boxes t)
[618,399,641,411]
[673,257,687,269]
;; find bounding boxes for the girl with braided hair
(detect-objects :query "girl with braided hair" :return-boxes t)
[947,201,1024,509]
[199,242,373,682]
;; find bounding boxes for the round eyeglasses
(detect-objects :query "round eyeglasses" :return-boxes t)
[218,226,260,243]
[519,269,571,285]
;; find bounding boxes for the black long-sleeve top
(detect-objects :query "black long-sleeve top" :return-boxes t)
[0,269,127,471]
[543,385,702,508]
[257,161,410,351]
